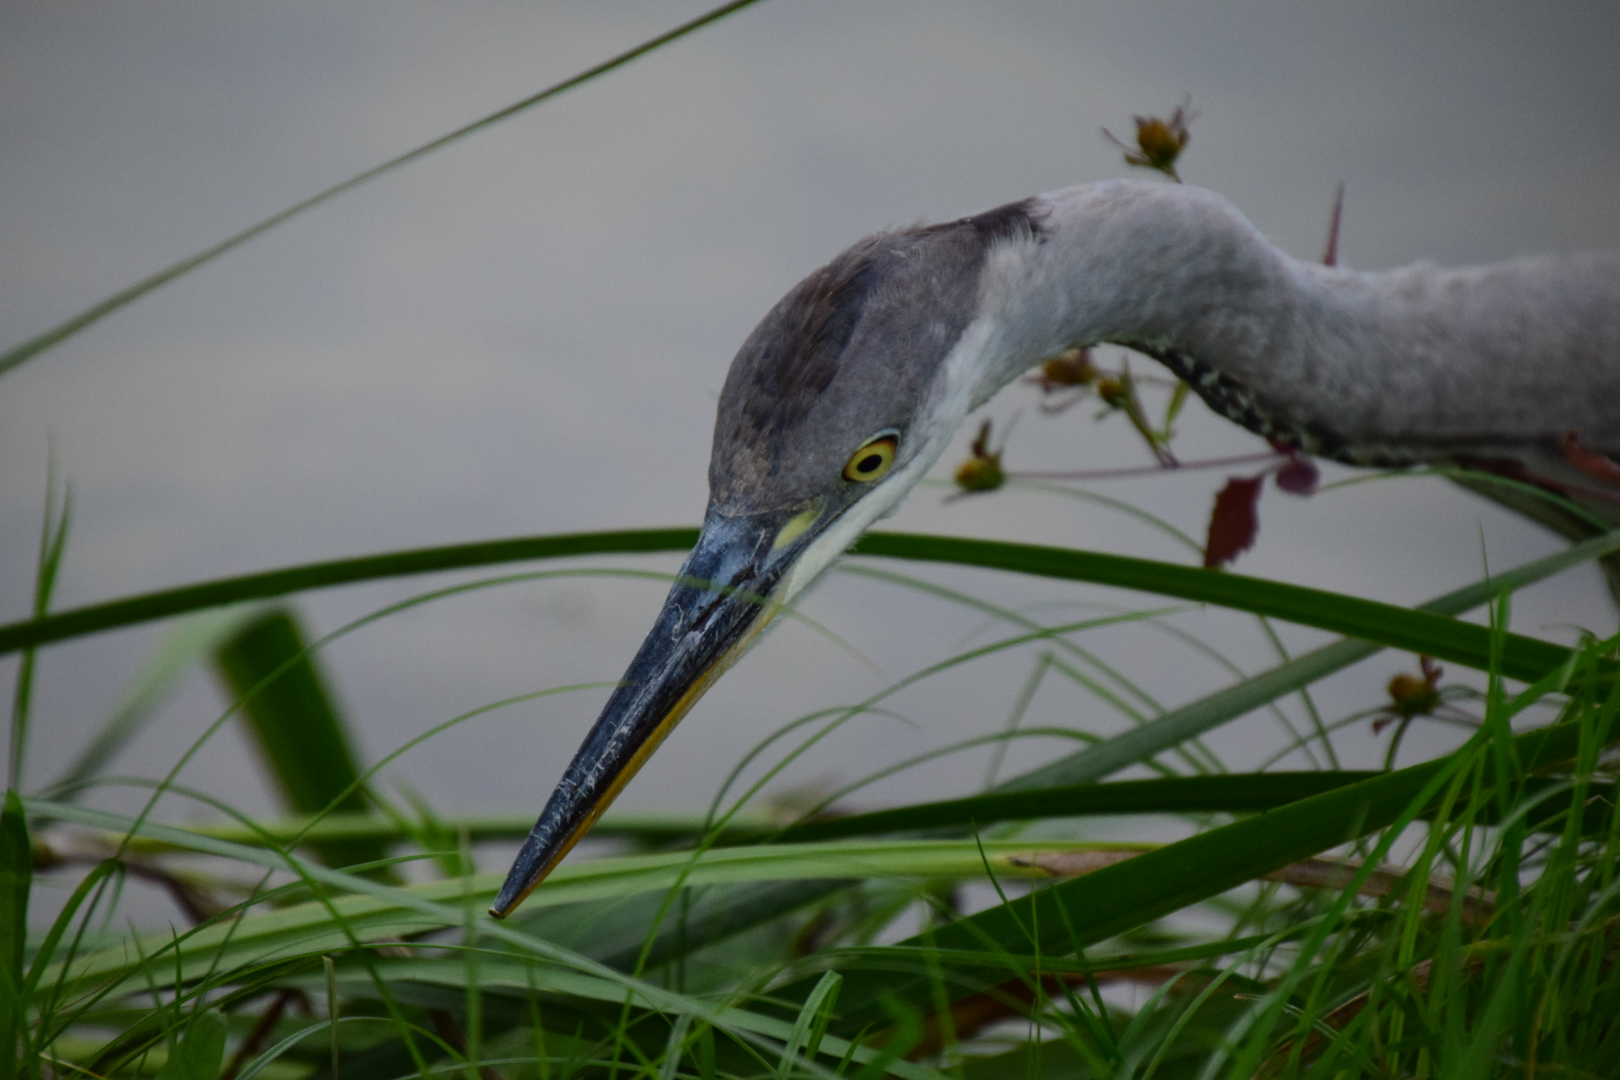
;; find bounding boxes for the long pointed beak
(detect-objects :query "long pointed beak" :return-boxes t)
[490,509,804,918]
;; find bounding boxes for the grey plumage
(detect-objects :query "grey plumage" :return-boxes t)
[723,179,1619,522]
[710,200,1041,513]
[492,178,1620,917]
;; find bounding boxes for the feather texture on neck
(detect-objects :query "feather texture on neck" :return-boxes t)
[970,180,1620,466]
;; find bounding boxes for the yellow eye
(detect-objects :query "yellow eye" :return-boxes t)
[843,434,898,483]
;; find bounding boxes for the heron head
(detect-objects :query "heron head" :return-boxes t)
[490,199,1043,917]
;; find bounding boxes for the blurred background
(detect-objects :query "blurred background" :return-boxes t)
[3,0,1619,921]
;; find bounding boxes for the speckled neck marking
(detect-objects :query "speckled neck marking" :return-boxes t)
[1132,344,1421,469]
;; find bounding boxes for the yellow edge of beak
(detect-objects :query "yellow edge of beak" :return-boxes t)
[489,605,778,918]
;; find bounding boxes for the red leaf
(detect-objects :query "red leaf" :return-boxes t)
[1204,474,1265,569]
[1274,455,1320,496]
[1563,432,1620,485]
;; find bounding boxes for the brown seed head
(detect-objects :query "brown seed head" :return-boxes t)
[1134,117,1183,169]
[1039,348,1098,388]
[954,455,1005,492]
[954,419,1006,492]
[1387,672,1441,720]
[1104,99,1196,181]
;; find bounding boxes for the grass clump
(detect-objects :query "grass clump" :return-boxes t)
[3,513,1618,1079]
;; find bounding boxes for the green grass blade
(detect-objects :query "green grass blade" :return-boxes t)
[996,528,1620,792]
[778,773,1378,842]
[0,1,766,381]
[0,528,700,656]
[7,527,1615,683]
[779,971,842,1076]
[113,808,773,854]
[9,480,70,791]
[21,859,117,1002]
[999,636,1389,791]
[787,718,1603,1035]
[591,880,855,972]
[154,1010,226,1080]
[50,609,256,801]
[1,791,31,1080]
[779,773,1610,844]
[850,533,1594,683]
[212,609,383,871]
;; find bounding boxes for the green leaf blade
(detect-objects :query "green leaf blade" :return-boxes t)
[1,791,32,1080]
[212,609,383,872]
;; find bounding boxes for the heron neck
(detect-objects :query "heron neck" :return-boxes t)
[981,180,1620,461]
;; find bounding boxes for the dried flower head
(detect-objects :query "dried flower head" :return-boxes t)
[1036,347,1098,390]
[953,419,1006,493]
[1104,98,1196,181]
[1379,656,1445,729]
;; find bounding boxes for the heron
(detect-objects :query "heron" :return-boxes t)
[491,178,1620,918]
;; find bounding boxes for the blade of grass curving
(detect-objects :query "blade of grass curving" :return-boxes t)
[105,563,650,898]
[994,527,1620,793]
[778,971,842,1076]
[983,654,1052,789]
[593,880,855,972]
[798,727,1120,822]
[795,772,1611,845]
[995,643,1372,792]
[153,1010,227,1080]
[212,609,384,872]
[50,608,257,802]
[0,529,699,656]
[701,607,1180,846]
[0,1,767,380]
[22,858,117,1003]
[1005,480,1206,556]
[777,773,1380,843]
[822,920,1345,979]
[850,533,1598,683]
[838,565,1166,728]
[6,525,1618,664]
[1131,605,1317,767]
[1,791,31,1080]
[114,808,773,855]
[1255,613,1338,770]
[783,717,1605,1035]
[836,566,1228,777]
[9,476,70,790]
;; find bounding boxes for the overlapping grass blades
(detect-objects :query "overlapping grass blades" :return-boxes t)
[212,610,389,872]
[33,670,1618,1074]
[27,810,1143,997]
[773,710,1610,1034]
[13,522,1620,1076]
[25,795,945,1080]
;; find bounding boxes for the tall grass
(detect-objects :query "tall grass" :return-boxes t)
[3,514,1618,1078]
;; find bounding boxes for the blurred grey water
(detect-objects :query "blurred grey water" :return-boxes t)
[2,0,1618,924]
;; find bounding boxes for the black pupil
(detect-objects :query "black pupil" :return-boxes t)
[856,452,884,475]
